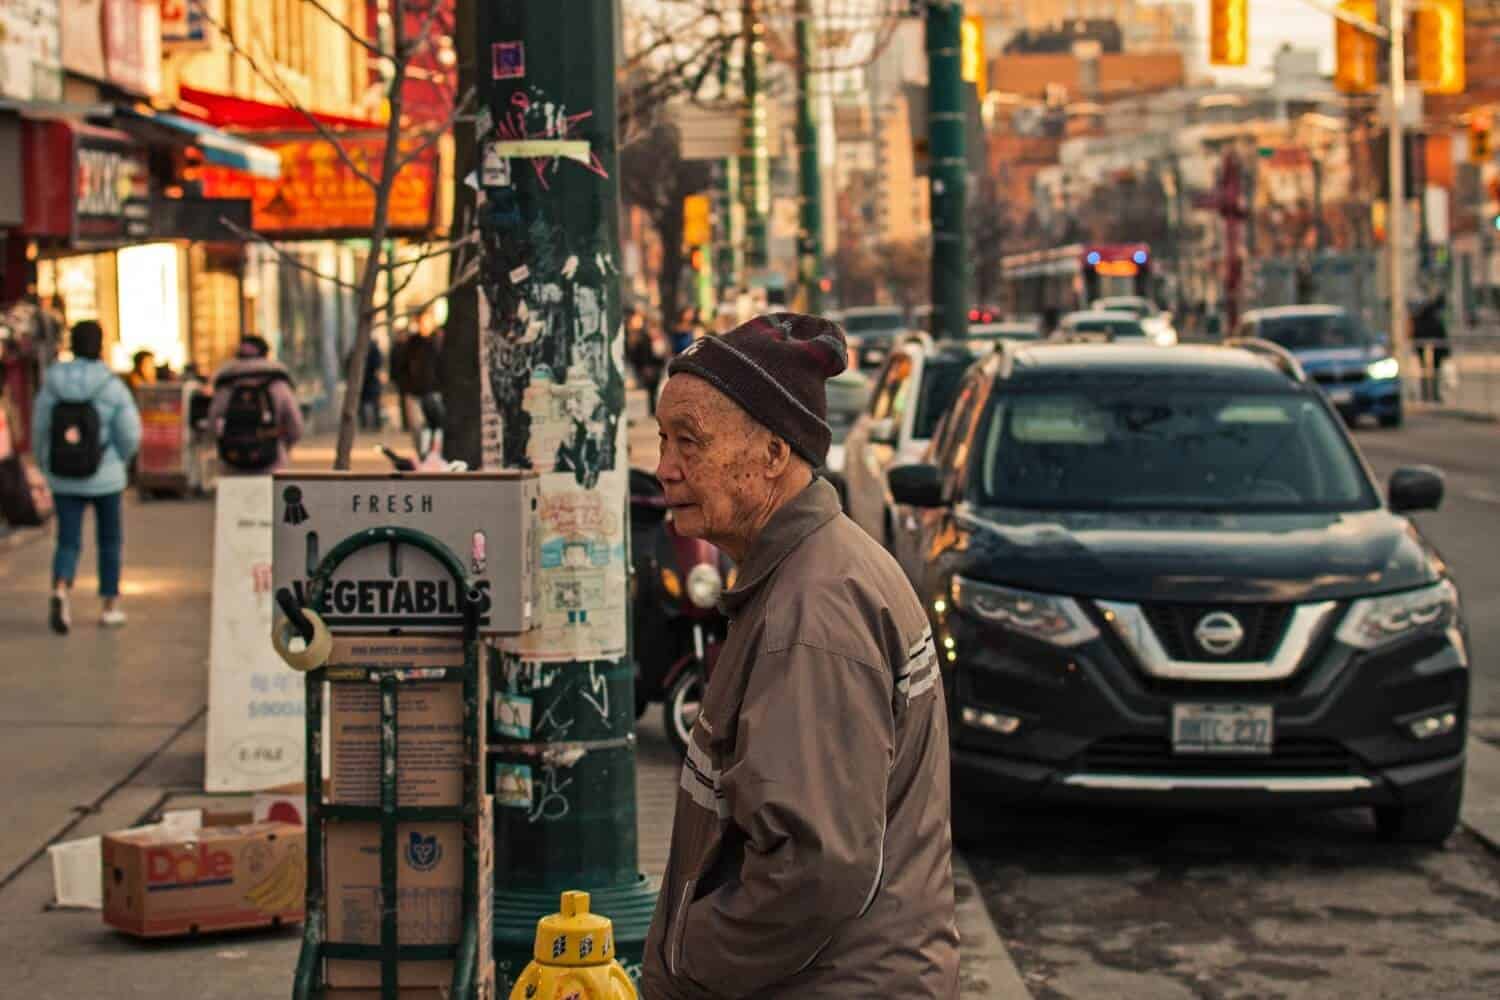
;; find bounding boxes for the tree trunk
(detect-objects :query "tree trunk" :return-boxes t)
[658,199,686,323]
[333,4,411,471]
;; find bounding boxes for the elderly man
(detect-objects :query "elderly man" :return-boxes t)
[641,313,959,999]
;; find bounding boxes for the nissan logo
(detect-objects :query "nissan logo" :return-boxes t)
[1194,611,1245,656]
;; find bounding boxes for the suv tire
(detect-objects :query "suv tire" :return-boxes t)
[1378,403,1404,429]
[1374,767,1463,844]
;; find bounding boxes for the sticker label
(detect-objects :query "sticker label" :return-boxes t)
[509,265,530,284]
[495,763,533,808]
[492,41,525,80]
[495,693,533,740]
[481,143,512,188]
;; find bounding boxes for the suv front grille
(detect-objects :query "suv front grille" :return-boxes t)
[1140,603,1293,663]
[1312,370,1367,385]
[1077,735,1356,776]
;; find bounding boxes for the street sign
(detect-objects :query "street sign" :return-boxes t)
[675,102,782,160]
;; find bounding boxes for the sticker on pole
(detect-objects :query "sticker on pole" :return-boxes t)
[492,41,525,80]
[495,693,533,740]
[495,763,533,808]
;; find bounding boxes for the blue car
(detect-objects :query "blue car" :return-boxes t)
[1233,305,1403,428]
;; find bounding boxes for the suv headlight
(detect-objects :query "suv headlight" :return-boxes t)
[1367,356,1400,380]
[951,576,1099,647]
[687,563,723,609]
[1335,580,1459,650]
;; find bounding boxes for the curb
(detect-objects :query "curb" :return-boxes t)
[953,854,1032,999]
[1462,736,1500,854]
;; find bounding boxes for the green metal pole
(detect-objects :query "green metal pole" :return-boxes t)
[478,0,655,992]
[717,53,743,301]
[742,0,769,270]
[926,1,968,340]
[795,0,824,312]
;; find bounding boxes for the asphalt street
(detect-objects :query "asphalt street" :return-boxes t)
[967,412,1500,1000]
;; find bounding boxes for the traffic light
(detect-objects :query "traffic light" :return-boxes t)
[689,246,705,271]
[1415,0,1465,96]
[960,15,987,98]
[1209,0,1248,68]
[1471,113,1492,165]
[1334,0,1377,94]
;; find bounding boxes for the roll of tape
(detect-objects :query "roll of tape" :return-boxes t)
[271,606,333,672]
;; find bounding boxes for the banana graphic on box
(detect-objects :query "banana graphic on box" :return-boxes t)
[245,849,307,914]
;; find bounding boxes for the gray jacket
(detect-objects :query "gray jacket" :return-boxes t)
[207,357,304,472]
[642,478,959,999]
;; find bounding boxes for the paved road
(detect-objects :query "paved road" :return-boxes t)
[968,412,1500,999]
[1353,414,1500,724]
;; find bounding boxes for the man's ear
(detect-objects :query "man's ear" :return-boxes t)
[764,434,794,479]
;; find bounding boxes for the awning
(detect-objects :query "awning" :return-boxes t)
[178,84,384,132]
[110,105,282,179]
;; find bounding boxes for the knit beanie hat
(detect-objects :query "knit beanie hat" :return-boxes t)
[667,312,848,466]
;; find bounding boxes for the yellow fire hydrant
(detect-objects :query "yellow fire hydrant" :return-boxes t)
[509,890,638,1000]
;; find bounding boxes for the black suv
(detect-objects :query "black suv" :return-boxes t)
[887,343,1469,843]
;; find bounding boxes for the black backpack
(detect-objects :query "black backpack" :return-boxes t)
[49,399,104,479]
[218,377,280,470]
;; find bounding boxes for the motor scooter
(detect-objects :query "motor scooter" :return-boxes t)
[629,468,730,756]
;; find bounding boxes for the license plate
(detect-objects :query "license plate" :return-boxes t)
[1326,387,1354,404]
[1172,703,1273,755]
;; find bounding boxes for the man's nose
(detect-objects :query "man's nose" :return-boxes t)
[656,444,681,484]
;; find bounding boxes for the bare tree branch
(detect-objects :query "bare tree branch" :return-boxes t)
[187,0,380,190]
[396,85,476,171]
[218,216,361,291]
[379,231,480,274]
[300,0,387,59]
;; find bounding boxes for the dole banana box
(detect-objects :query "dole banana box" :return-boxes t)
[103,812,305,937]
[325,795,493,991]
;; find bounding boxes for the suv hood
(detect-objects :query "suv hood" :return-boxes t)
[954,505,1440,603]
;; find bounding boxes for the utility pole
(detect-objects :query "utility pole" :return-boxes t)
[717,53,743,303]
[926,1,968,340]
[444,0,480,467]
[742,0,770,269]
[1388,0,1410,359]
[477,1,656,991]
[795,0,824,311]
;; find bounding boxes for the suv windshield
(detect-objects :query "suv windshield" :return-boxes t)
[912,358,970,439]
[1258,313,1368,350]
[842,311,906,336]
[973,387,1377,512]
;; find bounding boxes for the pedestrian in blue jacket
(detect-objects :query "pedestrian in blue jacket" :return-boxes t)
[31,321,142,634]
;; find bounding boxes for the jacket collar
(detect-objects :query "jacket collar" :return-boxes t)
[720,477,841,615]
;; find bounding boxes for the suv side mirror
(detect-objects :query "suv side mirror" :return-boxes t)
[888,463,944,507]
[1389,465,1444,513]
[868,417,899,446]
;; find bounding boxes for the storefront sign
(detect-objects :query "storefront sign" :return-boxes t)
[160,0,209,48]
[135,383,186,480]
[75,137,151,244]
[199,134,440,236]
[23,120,152,246]
[103,0,160,97]
[60,0,104,80]
[0,0,62,102]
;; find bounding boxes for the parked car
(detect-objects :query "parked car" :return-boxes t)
[1093,296,1178,346]
[843,335,974,547]
[967,319,1042,354]
[836,305,910,370]
[1055,310,1151,343]
[887,342,1468,843]
[1233,304,1402,428]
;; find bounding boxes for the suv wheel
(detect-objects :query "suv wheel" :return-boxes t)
[1374,767,1463,845]
[1378,402,1404,429]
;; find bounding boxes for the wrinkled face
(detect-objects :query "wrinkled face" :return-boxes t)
[656,375,771,550]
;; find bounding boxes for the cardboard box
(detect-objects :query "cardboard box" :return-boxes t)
[103,812,305,937]
[325,797,493,991]
[327,637,473,808]
[271,472,539,636]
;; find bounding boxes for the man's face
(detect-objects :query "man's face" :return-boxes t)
[656,375,770,547]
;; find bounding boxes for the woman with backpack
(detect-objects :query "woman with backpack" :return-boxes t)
[31,321,142,633]
[208,336,304,474]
